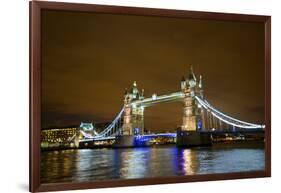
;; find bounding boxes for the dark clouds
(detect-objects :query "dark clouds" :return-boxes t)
[41,10,265,130]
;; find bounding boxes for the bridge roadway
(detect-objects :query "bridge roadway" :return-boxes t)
[79,129,264,143]
[80,133,177,142]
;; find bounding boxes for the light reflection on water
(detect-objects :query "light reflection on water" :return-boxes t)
[41,146,265,183]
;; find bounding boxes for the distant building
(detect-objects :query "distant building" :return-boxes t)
[41,127,79,143]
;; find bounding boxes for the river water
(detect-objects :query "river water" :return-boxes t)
[41,145,265,183]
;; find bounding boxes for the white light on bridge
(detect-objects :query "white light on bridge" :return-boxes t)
[152,93,157,100]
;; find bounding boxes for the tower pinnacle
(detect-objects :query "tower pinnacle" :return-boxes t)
[188,65,197,82]
[199,75,203,88]
[188,65,197,87]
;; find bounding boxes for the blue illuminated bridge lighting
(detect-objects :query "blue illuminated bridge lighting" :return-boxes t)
[79,133,177,143]
[133,133,177,146]
[136,133,177,139]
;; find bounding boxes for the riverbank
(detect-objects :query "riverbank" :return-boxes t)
[41,139,264,151]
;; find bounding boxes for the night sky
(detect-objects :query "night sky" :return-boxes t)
[41,10,265,131]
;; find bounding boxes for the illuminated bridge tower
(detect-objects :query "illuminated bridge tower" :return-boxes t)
[177,66,211,147]
[122,81,144,135]
[116,81,144,147]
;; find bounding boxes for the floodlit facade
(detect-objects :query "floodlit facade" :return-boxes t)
[41,127,79,143]
[180,66,205,131]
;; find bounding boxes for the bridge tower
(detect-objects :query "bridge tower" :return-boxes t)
[115,81,145,147]
[122,81,144,136]
[181,65,203,131]
[177,66,211,147]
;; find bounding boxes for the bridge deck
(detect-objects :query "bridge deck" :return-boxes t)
[80,129,264,142]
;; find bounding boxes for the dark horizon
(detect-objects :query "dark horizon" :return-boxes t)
[41,10,265,131]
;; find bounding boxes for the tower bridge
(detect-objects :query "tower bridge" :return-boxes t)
[79,66,265,147]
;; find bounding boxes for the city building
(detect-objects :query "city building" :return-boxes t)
[41,127,79,145]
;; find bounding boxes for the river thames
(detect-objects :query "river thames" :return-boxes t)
[41,145,265,183]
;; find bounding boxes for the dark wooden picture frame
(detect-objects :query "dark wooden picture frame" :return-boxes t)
[30,1,271,192]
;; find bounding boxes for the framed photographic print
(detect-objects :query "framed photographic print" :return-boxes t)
[30,1,271,192]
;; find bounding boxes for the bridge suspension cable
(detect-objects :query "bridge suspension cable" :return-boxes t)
[195,96,265,129]
[93,107,124,138]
